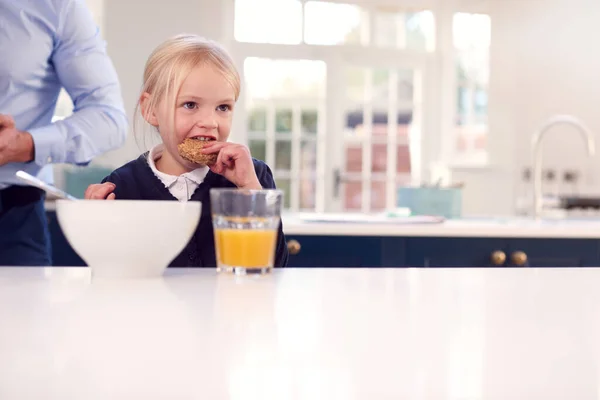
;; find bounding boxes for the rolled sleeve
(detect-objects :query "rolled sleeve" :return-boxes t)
[39,0,128,166]
[28,123,67,166]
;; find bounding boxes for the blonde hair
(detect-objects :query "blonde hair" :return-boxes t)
[134,34,241,149]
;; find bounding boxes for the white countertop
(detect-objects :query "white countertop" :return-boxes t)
[1,267,600,399]
[45,200,600,238]
[282,213,600,238]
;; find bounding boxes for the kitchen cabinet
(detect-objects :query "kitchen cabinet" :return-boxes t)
[405,237,508,267]
[505,238,600,267]
[46,211,600,268]
[287,235,600,268]
[285,235,406,267]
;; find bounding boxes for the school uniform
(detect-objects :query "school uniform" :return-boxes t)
[101,145,289,268]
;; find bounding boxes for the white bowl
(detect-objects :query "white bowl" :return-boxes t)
[56,200,202,279]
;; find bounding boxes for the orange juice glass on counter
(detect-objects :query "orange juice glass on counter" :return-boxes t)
[210,188,283,275]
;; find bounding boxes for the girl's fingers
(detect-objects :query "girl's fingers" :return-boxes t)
[200,141,227,154]
[84,183,115,200]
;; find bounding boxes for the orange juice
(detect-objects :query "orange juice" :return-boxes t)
[215,228,277,268]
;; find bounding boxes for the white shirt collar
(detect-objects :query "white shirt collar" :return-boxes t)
[147,144,209,187]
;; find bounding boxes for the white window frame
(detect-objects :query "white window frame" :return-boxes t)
[437,1,492,168]
[225,0,489,212]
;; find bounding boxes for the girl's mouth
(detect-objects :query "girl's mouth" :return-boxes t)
[190,136,216,142]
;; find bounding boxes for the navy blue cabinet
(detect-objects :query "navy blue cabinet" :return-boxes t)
[405,237,508,267]
[287,235,600,268]
[506,238,600,267]
[46,211,600,268]
[285,235,406,267]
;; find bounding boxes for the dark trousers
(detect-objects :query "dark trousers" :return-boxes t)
[0,186,52,266]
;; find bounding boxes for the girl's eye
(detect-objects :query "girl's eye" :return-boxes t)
[183,102,197,110]
[217,104,231,112]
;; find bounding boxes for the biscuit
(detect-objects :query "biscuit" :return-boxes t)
[177,138,218,166]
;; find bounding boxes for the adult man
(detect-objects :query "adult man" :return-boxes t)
[0,0,128,265]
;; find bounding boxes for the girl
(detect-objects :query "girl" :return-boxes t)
[84,34,288,268]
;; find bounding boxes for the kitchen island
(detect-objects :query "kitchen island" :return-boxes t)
[0,266,599,399]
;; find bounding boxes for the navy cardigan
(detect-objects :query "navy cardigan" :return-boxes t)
[101,153,289,268]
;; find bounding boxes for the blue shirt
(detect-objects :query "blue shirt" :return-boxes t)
[0,0,128,188]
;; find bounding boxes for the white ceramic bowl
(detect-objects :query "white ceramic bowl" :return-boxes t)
[56,200,202,279]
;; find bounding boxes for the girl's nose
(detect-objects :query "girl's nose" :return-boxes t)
[195,110,217,129]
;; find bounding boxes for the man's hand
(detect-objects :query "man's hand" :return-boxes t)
[0,114,34,166]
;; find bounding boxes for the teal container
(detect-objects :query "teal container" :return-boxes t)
[64,166,113,199]
[397,186,462,218]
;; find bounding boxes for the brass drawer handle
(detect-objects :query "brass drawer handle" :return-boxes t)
[287,239,301,255]
[490,250,506,266]
[511,251,528,266]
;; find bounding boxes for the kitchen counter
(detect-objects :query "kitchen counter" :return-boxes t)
[1,267,599,398]
[282,213,600,238]
[45,200,600,239]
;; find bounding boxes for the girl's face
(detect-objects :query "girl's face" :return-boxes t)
[142,63,236,174]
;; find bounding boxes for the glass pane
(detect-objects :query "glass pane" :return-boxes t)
[235,0,302,44]
[275,141,292,170]
[345,145,362,173]
[371,144,412,174]
[455,126,488,152]
[453,13,491,51]
[304,2,363,45]
[275,109,293,133]
[474,86,488,123]
[397,145,411,173]
[300,178,316,210]
[345,67,367,103]
[244,58,327,99]
[345,108,414,139]
[249,140,266,162]
[456,86,469,126]
[406,11,435,51]
[344,181,362,211]
[453,13,490,85]
[275,178,291,209]
[247,108,267,132]
[374,10,435,51]
[301,140,317,174]
[371,181,386,211]
[345,67,415,110]
[474,131,487,150]
[301,110,318,135]
[456,130,468,152]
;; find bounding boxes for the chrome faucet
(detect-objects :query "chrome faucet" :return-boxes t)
[531,115,596,218]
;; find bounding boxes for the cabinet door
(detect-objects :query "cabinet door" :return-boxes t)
[506,238,600,267]
[406,237,508,267]
[285,235,398,267]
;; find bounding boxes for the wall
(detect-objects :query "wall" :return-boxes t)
[455,0,600,216]
[94,0,230,168]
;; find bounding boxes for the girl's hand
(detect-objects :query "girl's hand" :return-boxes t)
[84,182,116,200]
[201,142,262,189]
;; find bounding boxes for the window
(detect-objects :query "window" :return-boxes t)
[303,2,364,45]
[234,0,303,44]
[373,9,435,51]
[341,67,420,212]
[234,0,436,52]
[244,58,326,211]
[234,1,435,213]
[453,12,491,160]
